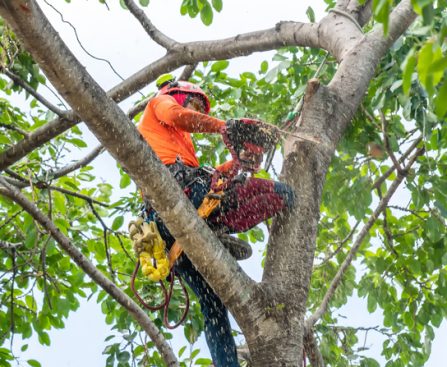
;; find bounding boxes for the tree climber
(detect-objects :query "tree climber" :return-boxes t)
[130,78,295,367]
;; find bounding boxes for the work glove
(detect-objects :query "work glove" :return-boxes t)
[128,216,158,255]
[221,118,280,172]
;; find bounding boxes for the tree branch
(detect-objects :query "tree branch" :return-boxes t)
[306,148,424,328]
[0,122,29,138]
[0,0,257,322]
[178,64,198,81]
[0,176,179,367]
[48,144,104,179]
[380,110,405,175]
[0,240,22,250]
[123,0,177,49]
[328,0,417,140]
[304,329,325,367]
[372,136,422,190]
[3,172,111,208]
[0,66,69,117]
[2,5,365,172]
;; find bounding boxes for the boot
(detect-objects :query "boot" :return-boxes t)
[217,234,252,260]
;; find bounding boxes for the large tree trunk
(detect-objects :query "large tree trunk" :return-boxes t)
[0,0,417,365]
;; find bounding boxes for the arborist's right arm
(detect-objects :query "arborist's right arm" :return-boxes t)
[150,95,225,133]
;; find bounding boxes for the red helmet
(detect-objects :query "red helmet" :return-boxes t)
[158,80,210,114]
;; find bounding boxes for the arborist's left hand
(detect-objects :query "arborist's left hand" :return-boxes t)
[221,118,280,173]
[238,148,263,173]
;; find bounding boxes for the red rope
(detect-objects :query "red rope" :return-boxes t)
[131,261,190,329]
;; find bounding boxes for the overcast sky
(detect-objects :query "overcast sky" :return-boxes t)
[9,0,446,366]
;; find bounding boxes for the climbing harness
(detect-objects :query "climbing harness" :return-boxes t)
[168,180,225,267]
[129,116,284,329]
[129,160,228,329]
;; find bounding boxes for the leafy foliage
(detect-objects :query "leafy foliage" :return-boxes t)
[0,1,446,367]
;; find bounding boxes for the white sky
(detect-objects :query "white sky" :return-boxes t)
[8,0,446,366]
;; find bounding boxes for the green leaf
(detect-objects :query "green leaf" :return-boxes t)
[200,1,213,25]
[111,215,124,231]
[402,49,416,95]
[360,358,380,367]
[374,0,391,35]
[211,60,229,72]
[422,3,434,25]
[430,56,447,73]
[117,351,130,363]
[25,226,37,248]
[417,41,444,91]
[195,358,213,365]
[27,360,42,367]
[178,345,187,358]
[367,293,377,313]
[424,216,443,242]
[139,0,150,6]
[306,6,316,23]
[190,348,200,359]
[0,134,11,144]
[119,173,131,188]
[260,60,269,74]
[211,0,222,12]
[434,80,447,118]
[38,332,50,346]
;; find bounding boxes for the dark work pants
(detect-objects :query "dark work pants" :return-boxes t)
[148,176,295,367]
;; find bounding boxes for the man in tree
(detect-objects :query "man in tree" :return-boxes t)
[132,79,295,366]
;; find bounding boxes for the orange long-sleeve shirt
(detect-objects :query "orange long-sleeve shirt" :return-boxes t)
[138,94,226,167]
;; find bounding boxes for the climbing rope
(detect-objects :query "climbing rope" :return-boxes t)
[129,182,225,329]
[328,8,363,33]
[264,51,330,172]
[129,216,190,329]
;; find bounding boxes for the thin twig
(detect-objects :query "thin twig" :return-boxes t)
[42,189,53,309]
[0,176,178,365]
[303,329,325,367]
[0,67,69,117]
[0,211,23,231]
[0,122,29,138]
[380,110,404,175]
[48,144,105,179]
[306,148,424,328]
[317,220,361,267]
[87,201,116,282]
[388,205,427,219]
[0,241,22,250]
[371,136,422,190]
[325,324,394,338]
[377,187,399,257]
[3,173,111,208]
[10,248,16,347]
[115,232,134,262]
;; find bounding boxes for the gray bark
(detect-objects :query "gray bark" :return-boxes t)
[0,0,417,365]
